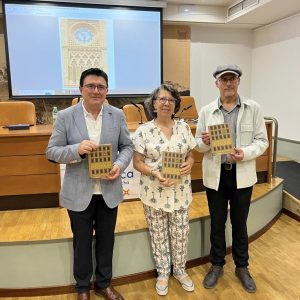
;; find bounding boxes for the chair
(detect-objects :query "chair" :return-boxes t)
[176,96,198,120]
[71,97,82,106]
[122,104,148,124]
[0,101,36,126]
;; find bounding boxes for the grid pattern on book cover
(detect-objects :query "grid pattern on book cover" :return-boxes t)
[162,151,185,182]
[208,123,233,155]
[88,144,112,178]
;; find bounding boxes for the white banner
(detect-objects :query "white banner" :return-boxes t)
[121,160,141,200]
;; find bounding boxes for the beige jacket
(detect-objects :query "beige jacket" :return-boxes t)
[195,96,269,190]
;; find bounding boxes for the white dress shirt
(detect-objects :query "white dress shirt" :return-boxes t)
[82,100,103,194]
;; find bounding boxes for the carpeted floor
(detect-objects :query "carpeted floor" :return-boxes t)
[276,160,300,199]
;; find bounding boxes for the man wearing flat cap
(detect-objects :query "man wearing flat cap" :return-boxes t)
[195,64,268,293]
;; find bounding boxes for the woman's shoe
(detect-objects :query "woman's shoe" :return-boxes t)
[174,273,195,292]
[155,276,169,296]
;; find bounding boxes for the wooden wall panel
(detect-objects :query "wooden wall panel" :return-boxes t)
[0,137,48,156]
[0,155,58,176]
[163,25,190,91]
[0,126,60,206]
[0,174,60,196]
[191,162,202,180]
[193,149,203,162]
[256,155,269,172]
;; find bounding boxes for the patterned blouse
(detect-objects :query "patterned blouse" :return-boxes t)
[133,119,197,212]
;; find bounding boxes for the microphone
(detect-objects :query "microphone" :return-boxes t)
[131,102,144,124]
[178,105,192,120]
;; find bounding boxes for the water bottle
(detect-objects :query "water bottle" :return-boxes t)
[52,106,58,124]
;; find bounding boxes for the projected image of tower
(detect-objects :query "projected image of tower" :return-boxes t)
[60,19,108,88]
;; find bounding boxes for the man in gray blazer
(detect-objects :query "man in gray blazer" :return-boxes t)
[47,68,133,300]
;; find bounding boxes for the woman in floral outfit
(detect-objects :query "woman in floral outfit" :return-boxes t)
[133,84,196,296]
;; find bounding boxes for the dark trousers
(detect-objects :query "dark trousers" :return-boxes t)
[206,165,253,268]
[68,195,118,293]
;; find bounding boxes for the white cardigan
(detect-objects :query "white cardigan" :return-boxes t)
[195,97,269,190]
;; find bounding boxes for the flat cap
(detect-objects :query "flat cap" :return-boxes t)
[213,64,242,79]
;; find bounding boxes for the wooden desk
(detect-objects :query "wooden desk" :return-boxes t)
[0,125,60,210]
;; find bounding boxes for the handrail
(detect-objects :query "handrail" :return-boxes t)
[264,117,279,178]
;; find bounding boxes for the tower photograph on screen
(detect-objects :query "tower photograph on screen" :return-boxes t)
[61,19,109,89]
[2,0,162,98]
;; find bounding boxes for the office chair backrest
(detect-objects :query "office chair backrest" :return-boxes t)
[176,96,198,120]
[0,101,36,126]
[71,97,82,106]
[122,104,148,123]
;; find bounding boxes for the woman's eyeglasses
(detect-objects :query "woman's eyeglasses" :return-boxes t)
[157,97,176,104]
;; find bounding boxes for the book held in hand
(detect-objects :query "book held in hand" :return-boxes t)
[88,144,112,178]
[162,151,185,183]
[208,123,234,155]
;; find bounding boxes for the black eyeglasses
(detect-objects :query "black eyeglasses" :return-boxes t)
[157,97,176,104]
[84,84,107,92]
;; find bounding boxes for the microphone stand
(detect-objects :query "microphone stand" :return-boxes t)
[131,102,144,124]
[178,105,192,120]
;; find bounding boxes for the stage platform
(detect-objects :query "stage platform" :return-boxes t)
[0,178,283,297]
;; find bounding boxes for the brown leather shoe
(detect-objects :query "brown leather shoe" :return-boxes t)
[77,291,90,300]
[95,285,124,300]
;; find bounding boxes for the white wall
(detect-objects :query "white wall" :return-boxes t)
[190,19,300,143]
[190,25,253,111]
[252,14,300,142]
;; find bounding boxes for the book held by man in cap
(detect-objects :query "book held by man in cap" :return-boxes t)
[208,123,234,155]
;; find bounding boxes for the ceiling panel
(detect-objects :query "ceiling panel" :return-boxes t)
[164,0,300,28]
[227,0,300,27]
[165,0,234,5]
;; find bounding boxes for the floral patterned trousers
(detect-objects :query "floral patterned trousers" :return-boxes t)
[144,204,190,278]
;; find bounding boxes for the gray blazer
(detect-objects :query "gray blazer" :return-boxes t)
[46,103,133,211]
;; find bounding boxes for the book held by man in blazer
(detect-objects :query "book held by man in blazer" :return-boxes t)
[88,144,112,178]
